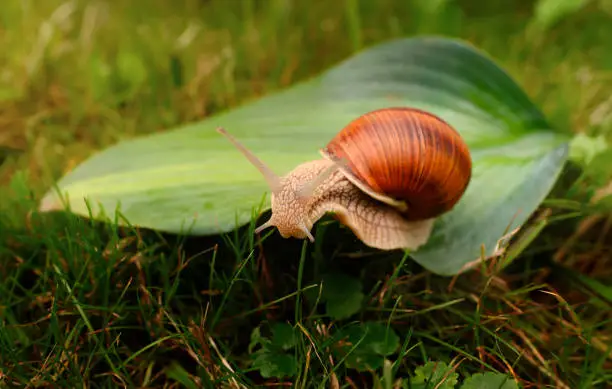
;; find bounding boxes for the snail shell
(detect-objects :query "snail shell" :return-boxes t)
[321,107,472,221]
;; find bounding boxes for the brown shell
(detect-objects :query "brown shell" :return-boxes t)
[320,107,472,221]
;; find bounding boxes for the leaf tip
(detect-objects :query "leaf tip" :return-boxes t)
[38,191,63,213]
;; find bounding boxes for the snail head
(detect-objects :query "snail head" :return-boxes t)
[216,127,340,242]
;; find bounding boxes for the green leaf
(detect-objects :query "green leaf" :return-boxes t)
[362,323,400,357]
[304,273,364,321]
[115,48,148,96]
[320,273,364,320]
[248,323,299,379]
[568,133,609,167]
[88,52,112,102]
[164,361,200,389]
[460,371,519,389]
[270,322,297,350]
[248,326,268,354]
[327,291,364,321]
[574,147,612,188]
[332,322,400,371]
[411,361,458,389]
[251,349,298,379]
[39,36,569,276]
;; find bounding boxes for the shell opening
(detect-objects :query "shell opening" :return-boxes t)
[320,148,409,212]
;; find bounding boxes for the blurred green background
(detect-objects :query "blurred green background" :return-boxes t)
[1,0,611,193]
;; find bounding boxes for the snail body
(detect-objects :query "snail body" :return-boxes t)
[216,107,472,250]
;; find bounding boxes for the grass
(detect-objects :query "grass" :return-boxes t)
[2,0,612,387]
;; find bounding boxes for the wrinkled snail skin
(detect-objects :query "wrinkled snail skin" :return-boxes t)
[267,158,436,250]
[215,107,471,251]
[304,165,436,250]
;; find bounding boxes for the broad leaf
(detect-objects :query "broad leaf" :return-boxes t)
[460,372,519,389]
[320,273,364,320]
[251,349,297,379]
[249,323,299,379]
[411,361,458,389]
[269,322,298,351]
[39,36,569,275]
[331,322,400,371]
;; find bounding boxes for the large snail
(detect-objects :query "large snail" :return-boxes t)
[216,107,472,251]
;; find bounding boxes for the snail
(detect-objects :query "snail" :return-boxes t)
[216,107,472,251]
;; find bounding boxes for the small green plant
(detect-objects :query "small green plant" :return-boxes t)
[331,321,401,372]
[406,362,519,389]
[249,322,299,379]
[248,321,520,388]
[459,371,519,389]
[306,272,365,320]
[379,361,519,389]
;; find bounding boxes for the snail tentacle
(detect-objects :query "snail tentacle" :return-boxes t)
[297,160,341,199]
[216,127,282,193]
